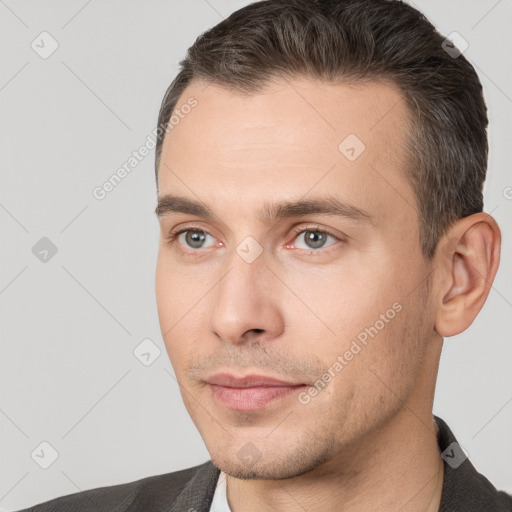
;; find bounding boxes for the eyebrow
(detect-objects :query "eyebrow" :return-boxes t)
[154,194,374,225]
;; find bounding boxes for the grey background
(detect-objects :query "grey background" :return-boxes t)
[1,0,511,509]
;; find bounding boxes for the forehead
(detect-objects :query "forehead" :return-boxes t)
[163,77,409,149]
[158,77,415,226]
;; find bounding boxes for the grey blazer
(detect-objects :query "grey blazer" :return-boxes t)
[16,416,512,511]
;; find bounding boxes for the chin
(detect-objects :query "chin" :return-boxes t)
[209,441,333,481]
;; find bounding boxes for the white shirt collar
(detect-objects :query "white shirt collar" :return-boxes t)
[210,470,232,512]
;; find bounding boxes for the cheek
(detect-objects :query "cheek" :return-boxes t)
[348,286,431,405]
[292,260,419,389]
[155,253,208,366]
[156,251,211,322]
[286,260,398,343]
[315,306,426,445]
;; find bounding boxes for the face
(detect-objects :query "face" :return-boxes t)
[155,78,437,479]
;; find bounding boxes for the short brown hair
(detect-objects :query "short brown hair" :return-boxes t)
[155,0,488,259]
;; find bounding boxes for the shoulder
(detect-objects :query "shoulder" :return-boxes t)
[435,416,512,512]
[16,461,217,512]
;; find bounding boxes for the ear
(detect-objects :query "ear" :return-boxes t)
[434,212,501,337]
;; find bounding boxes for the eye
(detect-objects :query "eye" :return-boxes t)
[289,226,340,251]
[167,228,218,250]
[165,224,343,256]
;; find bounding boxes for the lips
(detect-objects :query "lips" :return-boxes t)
[205,372,307,411]
[206,373,302,388]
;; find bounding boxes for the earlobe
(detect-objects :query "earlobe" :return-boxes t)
[434,213,501,337]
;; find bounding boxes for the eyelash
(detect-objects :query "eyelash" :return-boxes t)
[165,224,344,257]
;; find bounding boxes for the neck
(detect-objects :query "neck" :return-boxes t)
[226,340,445,512]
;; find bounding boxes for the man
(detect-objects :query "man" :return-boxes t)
[18,0,511,510]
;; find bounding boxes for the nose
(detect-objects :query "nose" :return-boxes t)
[209,249,285,346]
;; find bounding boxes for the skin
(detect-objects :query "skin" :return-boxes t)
[155,78,501,511]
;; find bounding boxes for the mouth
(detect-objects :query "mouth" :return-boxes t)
[204,372,308,411]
